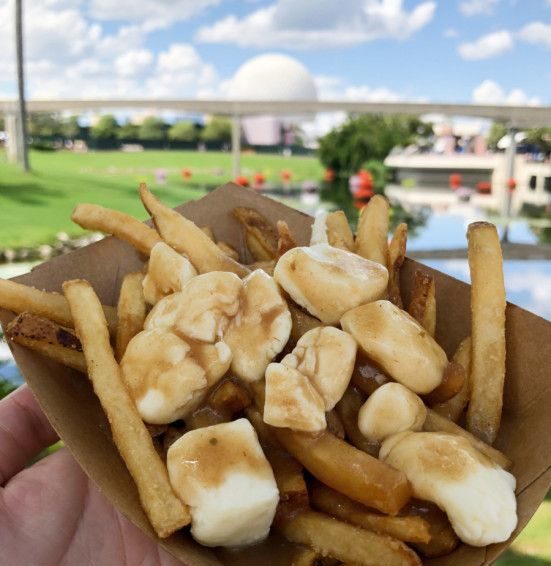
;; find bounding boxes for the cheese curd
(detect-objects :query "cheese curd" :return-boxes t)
[225,270,292,383]
[120,329,230,424]
[380,431,517,547]
[263,362,326,432]
[341,300,448,394]
[274,244,388,324]
[167,419,279,547]
[142,242,197,305]
[358,382,427,442]
[144,272,242,343]
[282,326,357,410]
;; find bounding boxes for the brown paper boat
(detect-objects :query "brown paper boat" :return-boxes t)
[1,183,550,566]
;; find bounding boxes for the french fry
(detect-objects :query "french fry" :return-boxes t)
[423,361,466,406]
[276,220,297,259]
[63,279,190,537]
[249,260,275,276]
[233,206,278,261]
[139,183,249,277]
[310,482,431,544]
[326,210,354,251]
[408,270,436,337]
[351,355,390,396]
[288,302,323,343]
[278,510,421,566]
[0,278,117,336]
[201,225,215,241]
[274,428,411,515]
[217,241,240,261]
[208,379,252,417]
[387,223,408,308]
[71,203,161,256]
[115,272,147,361]
[355,195,389,266]
[432,337,472,421]
[466,222,506,445]
[403,500,459,557]
[247,407,309,517]
[6,312,86,373]
[335,387,379,456]
[290,547,319,566]
[326,409,345,439]
[424,409,511,469]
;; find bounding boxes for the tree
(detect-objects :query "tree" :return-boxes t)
[62,116,80,139]
[318,115,432,174]
[91,114,119,139]
[525,127,551,157]
[201,116,232,142]
[117,122,139,140]
[138,116,166,141]
[168,121,197,142]
[487,122,507,150]
[28,113,62,137]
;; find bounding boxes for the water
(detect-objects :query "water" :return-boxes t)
[1,186,550,388]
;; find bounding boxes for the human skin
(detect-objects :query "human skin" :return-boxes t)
[0,385,183,566]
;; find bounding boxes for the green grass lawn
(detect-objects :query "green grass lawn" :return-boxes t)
[0,149,324,248]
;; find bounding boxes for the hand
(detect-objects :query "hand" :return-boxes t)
[0,385,184,566]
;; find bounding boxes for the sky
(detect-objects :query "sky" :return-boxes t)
[0,0,549,110]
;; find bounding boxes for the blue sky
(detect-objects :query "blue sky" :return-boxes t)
[0,0,549,107]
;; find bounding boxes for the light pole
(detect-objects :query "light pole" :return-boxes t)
[15,0,30,172]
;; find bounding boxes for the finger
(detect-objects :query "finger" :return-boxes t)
[0,385,58,486]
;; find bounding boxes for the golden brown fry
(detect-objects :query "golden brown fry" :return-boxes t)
[276,220,297,259]
[336,387,379,457]
[290,547,319,566]
[249,260,276,276]
[274,428,411,515]
[326,409,345,439]
[424,409,511,469]
[247,407,309,517]
[115,272,147,361]
[351,355,390,396]
[6,312,86,373]
[466,222,506,445]
[201,225,215,241]
[0,278,117,336]
[233,206,278,261]
[310,482,431,544]
[217,241,240,261]
[288,302,323,343]
[432,337,472,422]
[403,500,459,558]
[278,510,421,566]
[140,183,249,277]
[71,203,161,256]
[423,361,465,406]
[408,271,436,337]
[208,379,252,417]
[387,223,408,308]
[63,279,190,538]
[355,195,389,266]
[326,211,354,251]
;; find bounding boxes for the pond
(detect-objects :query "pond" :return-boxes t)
[1,183,550,387]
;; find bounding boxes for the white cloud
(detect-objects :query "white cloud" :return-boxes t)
[115,49,154,77]
[517,21,551,49]
[472,79,541,106]
[458,0,499,16]
[458,30,513,59]
[196,0,436,49]
[88,0,219,29]
[444,28,459,38]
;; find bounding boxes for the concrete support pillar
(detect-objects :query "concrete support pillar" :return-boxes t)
[231,115,241,179]
[5,112,19,164]
[501,127,517,243]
